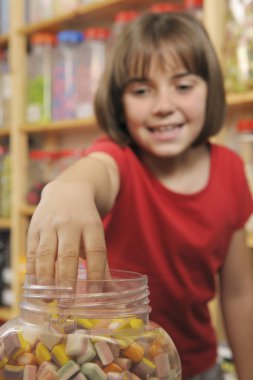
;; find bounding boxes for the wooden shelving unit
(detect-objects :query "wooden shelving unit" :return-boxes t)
[20,117,97,134]
[0,0,252,324]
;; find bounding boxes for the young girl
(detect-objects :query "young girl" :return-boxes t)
[27,12,253,380]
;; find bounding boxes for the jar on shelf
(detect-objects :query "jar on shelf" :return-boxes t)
[0,49,11,128]
[27,150,59,205]
[0,269,182,379]
[109,10,139,45]
[223,0,253,92]
[55,149,84,175]
[26,33,56,123]
[75,27,109,119]
[183,0,203,20]
[24,0,55,24]
[0,146,11,218]
[236,119,253,192]
[149,3,183,13]
[0,0,9,35]
[54,0,80,16]
[52,30,83,120]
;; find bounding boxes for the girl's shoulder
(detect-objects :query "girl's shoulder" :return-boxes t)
[210,142,244,168]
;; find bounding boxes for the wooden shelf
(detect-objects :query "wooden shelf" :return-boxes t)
[0,34,9,48]
[20,117,98,134]
[18,0,166,34]
[227,91,253,106]
[0,128,10,137]
[0,218,11,229]
[20,204,35,216]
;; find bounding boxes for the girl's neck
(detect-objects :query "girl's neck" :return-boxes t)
[140,143,211,194]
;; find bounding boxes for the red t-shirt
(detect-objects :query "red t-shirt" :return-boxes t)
[86,138,253,377]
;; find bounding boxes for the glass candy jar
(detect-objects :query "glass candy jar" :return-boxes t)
[0,270,182,379]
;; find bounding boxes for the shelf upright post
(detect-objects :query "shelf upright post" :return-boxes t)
[9,0,29,317]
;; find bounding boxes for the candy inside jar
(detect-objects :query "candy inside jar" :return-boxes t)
[0,270,182,379]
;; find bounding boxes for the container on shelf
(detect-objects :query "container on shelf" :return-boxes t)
[109,10,139,44]
[0,146,11,218]
[183,0,203,20]
[223,0,253,93]
[0,0,9,35]
[75,27,109,119]
[54,0,80,16]
[0,49,11,128]
[26,150,59,205]
[236,119,253,192]
[26,33,56,123]
[149,3,183,13]
[24,0,56,24]
[55,149,84,174]
[52,30,83,120]
[0,231,12,308]
[0,269,182,379]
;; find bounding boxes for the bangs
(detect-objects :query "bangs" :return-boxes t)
[112,31,207,95]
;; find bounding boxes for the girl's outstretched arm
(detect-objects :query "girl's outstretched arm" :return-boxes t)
[220,228,253,380]
[26,152,120,286]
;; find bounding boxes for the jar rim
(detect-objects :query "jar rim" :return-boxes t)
[20,270,151,322]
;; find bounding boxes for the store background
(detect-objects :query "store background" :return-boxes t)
[0,1,252,378]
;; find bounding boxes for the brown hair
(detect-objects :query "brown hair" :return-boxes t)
[94,11,226,146]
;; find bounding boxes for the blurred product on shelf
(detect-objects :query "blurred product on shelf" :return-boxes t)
[224,0,253,92]
[184,0,203,20]
[236,119,253,234]
[76,27,109,118]
[27,149,84,205]
[0,146,11,218]
[54,0,80,16]
[24,0,81,24]
[27,150,59,205]
[236,119,253,191]
[52,30,83,120]
[26,33,56,123]
[109,10,139,43]
[149,2,183,13]
[0,49,11,128]
[0,231,12,308]
[0,0,9,35]
[24,0,55,24]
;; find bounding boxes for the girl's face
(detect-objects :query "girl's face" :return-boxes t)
[122,55,208,160]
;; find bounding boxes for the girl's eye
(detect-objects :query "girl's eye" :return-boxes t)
[131,85,150,96]
[176,82,193,91]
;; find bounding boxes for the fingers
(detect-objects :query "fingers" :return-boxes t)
[83,218,107,292]
[35,229,58,284]
[57,226,80,288]
[26,227,39,276]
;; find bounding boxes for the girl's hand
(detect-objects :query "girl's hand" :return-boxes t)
[26,180,108,287]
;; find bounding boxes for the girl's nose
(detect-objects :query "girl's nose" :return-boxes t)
[152,89,175,116]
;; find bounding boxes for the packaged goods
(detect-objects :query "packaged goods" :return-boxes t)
[26,33,56,123]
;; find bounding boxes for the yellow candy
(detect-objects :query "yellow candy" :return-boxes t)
[35,342,51,365]
[130,318,144,329]
[142,357,156,369]
[13,332,29,359]
[76,318,94,329]
[0,356,8,369]
[52,343,69,366]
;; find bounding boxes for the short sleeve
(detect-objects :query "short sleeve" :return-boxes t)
[83,137,129,187]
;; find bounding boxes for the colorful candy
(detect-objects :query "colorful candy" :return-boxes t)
[0,317,179,379]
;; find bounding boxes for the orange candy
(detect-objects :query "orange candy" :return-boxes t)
[122,342,144,363]
[103,362,123,373]
[148,342,163,359]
